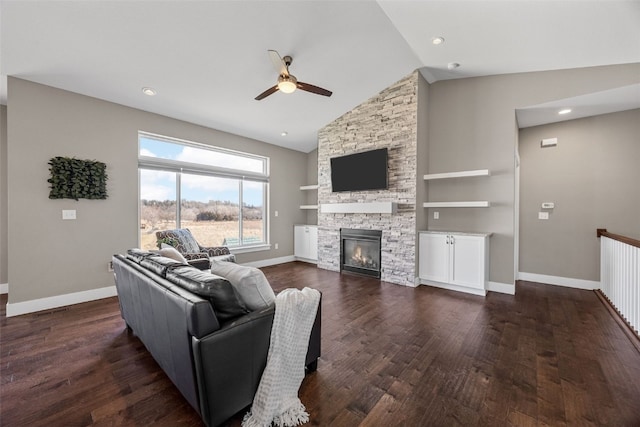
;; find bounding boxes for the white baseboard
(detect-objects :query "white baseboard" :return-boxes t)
[0,283,7,295]
[242,255,297,269]
[294,257,318,265]
[5,285,118,318]
[419,279,486,297]
[518,272,600,290]
[487,281,515,295]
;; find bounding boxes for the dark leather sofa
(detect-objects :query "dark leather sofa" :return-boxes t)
[112,252,321,427]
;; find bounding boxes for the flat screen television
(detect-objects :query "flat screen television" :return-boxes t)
[330,148,388,192]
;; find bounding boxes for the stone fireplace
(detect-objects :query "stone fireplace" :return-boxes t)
[316,72,420,287]
[340,228,382,278]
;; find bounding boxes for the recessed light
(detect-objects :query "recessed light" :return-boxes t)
[447,62,460,70]
[558,108,572,115]
[142,87,156,96]
[432,37,445,45]
[281,131,288,137]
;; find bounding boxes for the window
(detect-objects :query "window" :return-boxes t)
[138,133,269,251]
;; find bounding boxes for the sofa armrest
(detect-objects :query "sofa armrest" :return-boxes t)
[187,258,211,270]
[191,294,322,427]
[192,305,275,427]
[199,245,231,257]
[183,252,209,261]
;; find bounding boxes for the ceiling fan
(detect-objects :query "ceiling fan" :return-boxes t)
[255,50,332,101]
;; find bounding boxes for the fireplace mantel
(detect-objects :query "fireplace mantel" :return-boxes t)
[320,202,397,214]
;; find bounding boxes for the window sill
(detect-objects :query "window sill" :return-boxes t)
[229,244,271,254]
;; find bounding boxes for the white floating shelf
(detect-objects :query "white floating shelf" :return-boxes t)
[423,201,490,208]
[321,202,397,214]
[423,169,490,180]
[300,205,319,210]
[300,184,319,190]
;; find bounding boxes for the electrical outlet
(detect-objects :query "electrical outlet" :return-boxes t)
[108,261,114,272]
[274,243,279,250]
[433,211,439,220]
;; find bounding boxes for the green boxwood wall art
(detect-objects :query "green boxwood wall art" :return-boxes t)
[48,156,108,200]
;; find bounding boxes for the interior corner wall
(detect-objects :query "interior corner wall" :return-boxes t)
[519,109,640,281]
[425,63,640,287]
[415,73,430,274]
[0,104,7,285]
[6,77,308,305]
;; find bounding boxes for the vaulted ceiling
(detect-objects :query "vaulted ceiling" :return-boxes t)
[2,1,639,152]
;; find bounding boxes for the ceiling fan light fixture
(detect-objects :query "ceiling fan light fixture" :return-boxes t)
[277,76,297,94]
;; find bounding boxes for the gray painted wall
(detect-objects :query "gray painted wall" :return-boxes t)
[6,78,307,304]
[1,105,7,285]
[519,109,640,281]
[426,64,640,287]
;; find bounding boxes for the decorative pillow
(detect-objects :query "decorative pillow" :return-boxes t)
[210,260,275,311]
[159,244,188,264]
[166,266,250,321]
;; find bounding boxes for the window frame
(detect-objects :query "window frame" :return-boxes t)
[138,132,270,253]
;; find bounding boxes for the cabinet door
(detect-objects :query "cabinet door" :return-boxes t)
[419,233,449,283]
[294,226,308,259]
[450,234,485,289]
[308,226,318,261]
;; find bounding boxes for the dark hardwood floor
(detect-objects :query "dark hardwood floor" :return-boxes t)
[2,262,639,426]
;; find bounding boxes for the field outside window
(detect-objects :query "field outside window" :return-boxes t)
[138,133,268,251]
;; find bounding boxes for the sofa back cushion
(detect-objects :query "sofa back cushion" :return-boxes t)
[167,266,250,322]
[140,255,188,277]
[126,248,155,263]
[210,260,275,311]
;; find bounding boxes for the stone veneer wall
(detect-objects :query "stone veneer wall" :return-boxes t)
[317,72,418,286]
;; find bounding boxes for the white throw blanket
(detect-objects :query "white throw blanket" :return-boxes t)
[242,287,321,427]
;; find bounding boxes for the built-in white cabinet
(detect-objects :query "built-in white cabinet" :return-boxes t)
[294,225,318,263]
[418,231,491,296]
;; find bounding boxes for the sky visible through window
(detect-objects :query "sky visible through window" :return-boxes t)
[140,137,264,206]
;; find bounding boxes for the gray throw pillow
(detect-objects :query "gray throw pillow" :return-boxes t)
[210,260,276,311]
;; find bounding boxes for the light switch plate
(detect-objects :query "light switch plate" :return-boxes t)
[62,209,76,220]
[538,212,549,220]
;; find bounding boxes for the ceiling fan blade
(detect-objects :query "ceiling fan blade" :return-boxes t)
[268,49,288,76]
[255,85,279,101]
[296,81,332,97]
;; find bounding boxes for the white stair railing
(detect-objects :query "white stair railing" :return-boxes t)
[599,229,640,335]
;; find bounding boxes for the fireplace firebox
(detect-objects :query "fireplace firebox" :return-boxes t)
[340,228,382,278]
